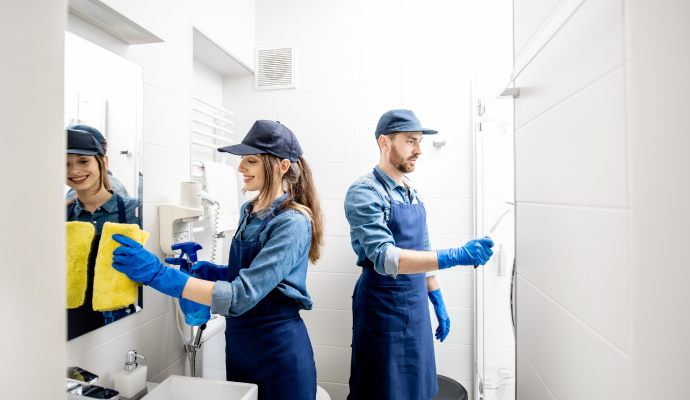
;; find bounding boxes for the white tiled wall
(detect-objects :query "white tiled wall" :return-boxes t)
[63,0,255,389]
[513,0,634,398]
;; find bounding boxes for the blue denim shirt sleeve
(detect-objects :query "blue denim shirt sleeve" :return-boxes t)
[211,205,312,317]
[344,180,399,277]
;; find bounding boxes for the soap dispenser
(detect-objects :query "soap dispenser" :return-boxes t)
[114,350,148,400]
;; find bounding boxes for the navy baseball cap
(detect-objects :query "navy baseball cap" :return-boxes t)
[374,109,437,139]
[67,124,105,144]
[218,120,302,162]
[67,129,104,156]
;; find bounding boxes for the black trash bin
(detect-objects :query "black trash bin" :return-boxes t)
[433,375,468,400]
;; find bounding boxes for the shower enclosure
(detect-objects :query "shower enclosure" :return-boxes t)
[473,79,515,400]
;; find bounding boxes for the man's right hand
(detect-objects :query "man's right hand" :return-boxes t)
[437,238,494,269]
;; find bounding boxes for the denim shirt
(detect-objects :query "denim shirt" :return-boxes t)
[67,192,140,234]
[344,166,435,279]
[211,193,313,317]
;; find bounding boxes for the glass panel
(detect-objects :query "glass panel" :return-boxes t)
[474,78,515,400]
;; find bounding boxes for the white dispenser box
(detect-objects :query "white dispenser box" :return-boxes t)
[114,350,148,400]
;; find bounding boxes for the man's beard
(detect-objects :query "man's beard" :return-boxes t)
[390,142,417,173]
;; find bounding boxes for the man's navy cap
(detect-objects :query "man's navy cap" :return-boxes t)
[218,120,302,162]
[67,124,105,144]
[374,109,437,139]
[67,129,104,156]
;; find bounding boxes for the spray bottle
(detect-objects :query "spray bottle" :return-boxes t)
[167,242,211,326]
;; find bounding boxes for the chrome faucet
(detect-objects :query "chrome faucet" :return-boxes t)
[66,367,120,400]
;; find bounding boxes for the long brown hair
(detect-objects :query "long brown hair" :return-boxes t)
[66,154,112,204]
[255,154,324,264]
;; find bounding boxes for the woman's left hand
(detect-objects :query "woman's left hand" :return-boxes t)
[112,234,190,298]
[112,234,164,284]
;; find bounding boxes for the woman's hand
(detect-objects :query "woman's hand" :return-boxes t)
[190,261,229,282]
[112,234,189,298]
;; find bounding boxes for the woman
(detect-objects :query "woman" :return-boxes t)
[66,129,140,340]
[112,120,324,400]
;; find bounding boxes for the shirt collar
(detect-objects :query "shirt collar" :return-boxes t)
[101,192,118,213]
[250,193,290,221]
[72,191,117,215]
[374,165,414,191]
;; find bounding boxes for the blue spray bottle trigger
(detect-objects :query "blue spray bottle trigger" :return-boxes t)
[169,242,210,326]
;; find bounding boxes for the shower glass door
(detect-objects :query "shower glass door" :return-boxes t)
[474,79,515,400]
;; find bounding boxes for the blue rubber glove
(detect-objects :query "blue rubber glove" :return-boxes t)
[112,234,190,298]
[190,261,229,282]
[436,238,494,269]
[428,289,450,342]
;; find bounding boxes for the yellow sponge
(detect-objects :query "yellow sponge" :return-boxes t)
[66,222,96,309]
[93,222,150,312]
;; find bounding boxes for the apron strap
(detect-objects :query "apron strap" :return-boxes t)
[66,201,77,220]
[372,169,395,205]
[115,194,127,224]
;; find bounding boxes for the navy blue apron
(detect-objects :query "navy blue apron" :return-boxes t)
[66,194,127,340]
[348,169,438,400]
[224,203,317,400]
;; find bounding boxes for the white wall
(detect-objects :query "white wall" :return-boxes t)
[513,0,690,399]
[627,1,690,399]
[0,0,67,398]
[222,2,511,399]
[193,0,256,68]
[63,1,254,388]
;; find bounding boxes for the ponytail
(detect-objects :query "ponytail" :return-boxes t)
[258,154,325,264]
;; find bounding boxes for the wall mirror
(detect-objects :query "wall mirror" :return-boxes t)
[64,32,144,341]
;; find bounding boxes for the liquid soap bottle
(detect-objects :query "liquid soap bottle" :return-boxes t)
[114,349,147,400]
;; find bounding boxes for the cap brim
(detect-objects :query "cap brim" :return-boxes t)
[217,143,265,156]
[67,149,100,156]
[421,128,438,135]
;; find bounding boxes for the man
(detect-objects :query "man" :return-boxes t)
[344,109,494,400]
[65,124,131,200]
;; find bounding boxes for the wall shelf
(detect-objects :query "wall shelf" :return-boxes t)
[68,0,163,45]
[193,26,254,76]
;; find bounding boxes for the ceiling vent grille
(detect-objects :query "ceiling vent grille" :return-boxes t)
[255,45,296,90]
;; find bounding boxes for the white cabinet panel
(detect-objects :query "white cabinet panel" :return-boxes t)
[513,0,561,57]
[516,348,556,400]
[517,203,630,352]
[514,0,624,128]
[516,69,627,208]
[517,276,631,400]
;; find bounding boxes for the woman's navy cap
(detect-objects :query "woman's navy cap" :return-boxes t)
[67,124,105,144]
[374,109,438,139]
[218,120,302,162]
[67,129,104,156]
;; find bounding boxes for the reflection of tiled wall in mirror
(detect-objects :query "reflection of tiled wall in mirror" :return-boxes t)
[65,32,140,197]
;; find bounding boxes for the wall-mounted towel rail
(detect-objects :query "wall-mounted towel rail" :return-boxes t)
[192,95,234,116]
[193,107,234,126]
[193,129,234,143]
[192,118,234,135]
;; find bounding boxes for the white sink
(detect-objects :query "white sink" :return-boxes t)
[145,375,257,400]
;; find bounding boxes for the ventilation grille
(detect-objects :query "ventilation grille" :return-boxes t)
[255,45,296,90]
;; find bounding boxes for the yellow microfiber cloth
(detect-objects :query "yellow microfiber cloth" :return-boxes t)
[93,222,151,312]
[66,221,96,309]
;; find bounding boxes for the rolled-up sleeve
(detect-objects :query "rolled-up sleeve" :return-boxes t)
[345,182,400,278]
